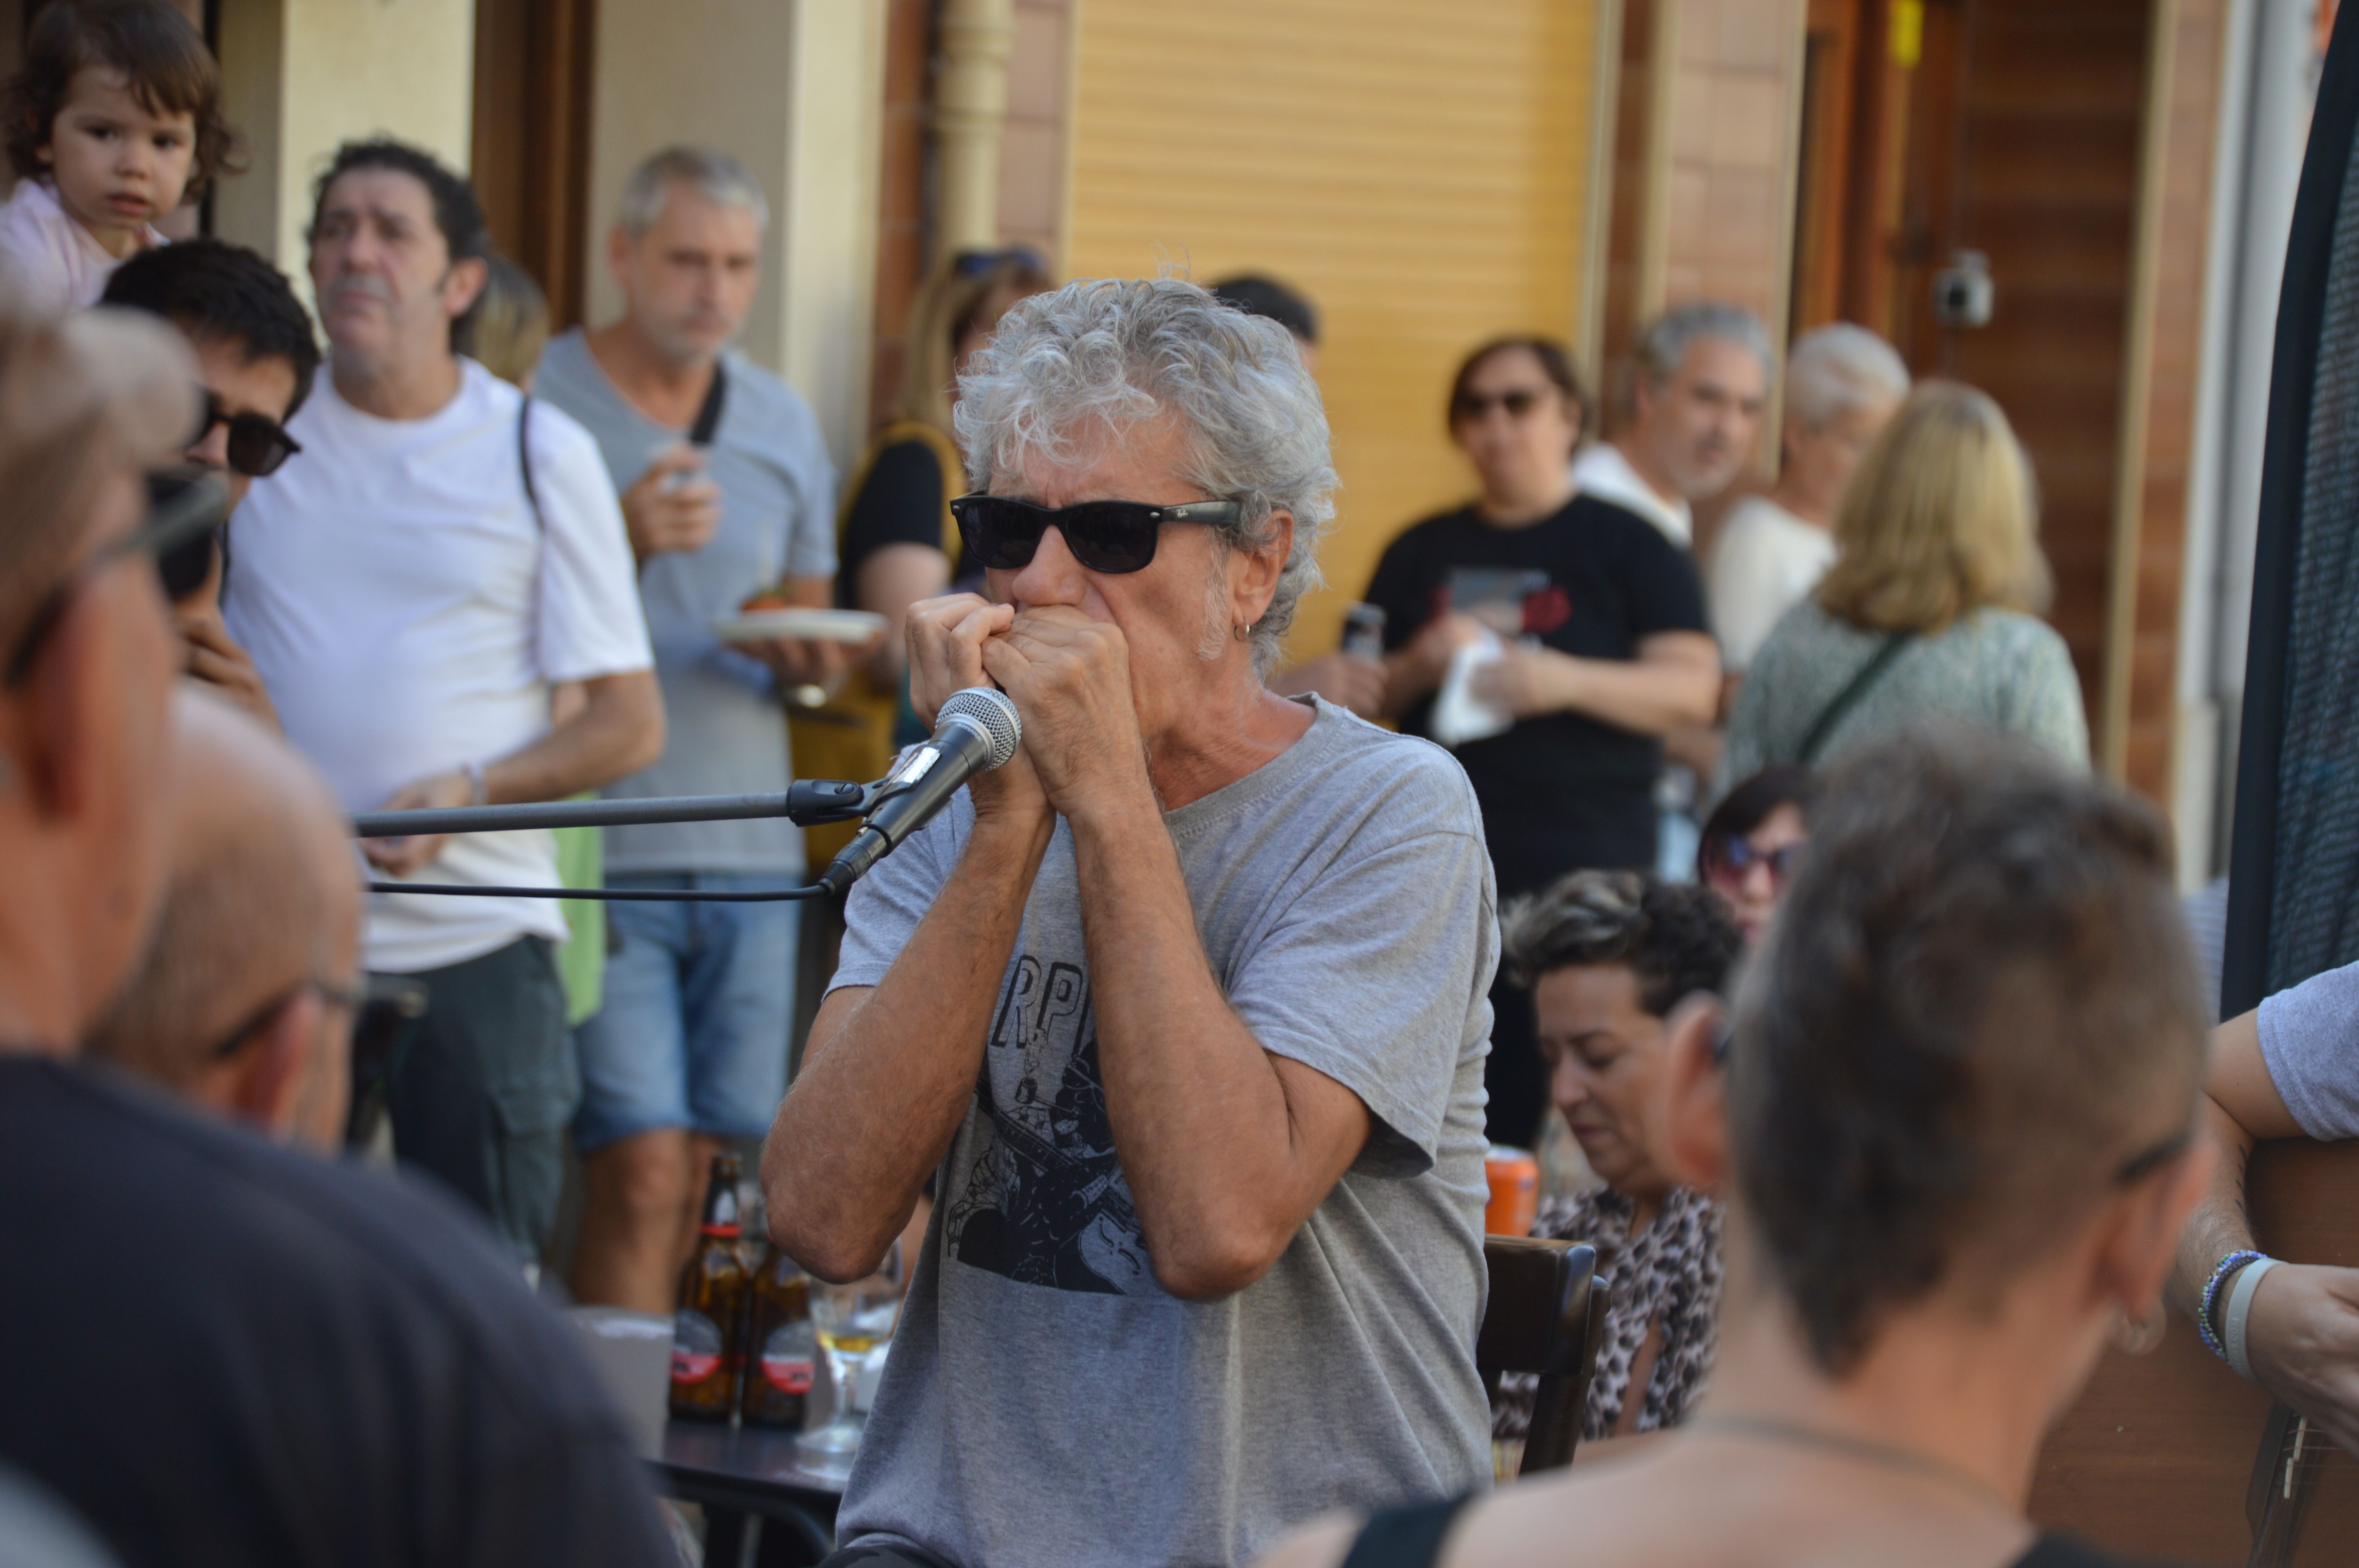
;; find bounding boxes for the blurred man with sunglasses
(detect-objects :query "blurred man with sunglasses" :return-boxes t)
[0,302,676,1568]
[222,140,661,1269]
[765,279,1496,1568]
[102,237,318,728]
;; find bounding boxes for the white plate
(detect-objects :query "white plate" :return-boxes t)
[712,607,887,644]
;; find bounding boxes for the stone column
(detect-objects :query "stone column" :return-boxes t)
[935,0,1016,255]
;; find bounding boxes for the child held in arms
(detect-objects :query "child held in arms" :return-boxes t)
[0,0,236,314]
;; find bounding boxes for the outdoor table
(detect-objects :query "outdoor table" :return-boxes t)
[655,1419,845,1565]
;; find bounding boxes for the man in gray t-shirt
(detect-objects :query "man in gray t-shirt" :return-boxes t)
[534,148,845,1314]
[2172,958,2359,1463]
[765,279,1494,1568]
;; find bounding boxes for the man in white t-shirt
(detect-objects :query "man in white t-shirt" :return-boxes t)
[226,140,660,1264]
[1570,302,1770,550]
[1709,324,1909,673]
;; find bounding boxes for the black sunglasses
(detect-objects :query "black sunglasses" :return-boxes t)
[952,245,1047,278]
[1703,837,1805,889]
[950,494,1243,575]
[1452,387,1550,422]
[4,468,231,687]
[196,391,301,479]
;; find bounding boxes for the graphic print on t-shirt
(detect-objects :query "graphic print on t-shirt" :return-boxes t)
[945,953,1153,1295]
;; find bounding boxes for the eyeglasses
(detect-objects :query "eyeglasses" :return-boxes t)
[1451,387,1550,423]
[4,468,231,688]
[202,973,373,1062]
[951,245,1047,278]
[196,391,301,479]
[950,494,1243,575]
[1703,837,1804,890]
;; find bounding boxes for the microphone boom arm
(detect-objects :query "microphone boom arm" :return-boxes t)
[348,778,881,839]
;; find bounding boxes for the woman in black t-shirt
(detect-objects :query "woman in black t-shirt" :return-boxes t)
[1365,338,1718,1146]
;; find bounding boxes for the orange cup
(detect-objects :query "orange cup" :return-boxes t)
[1484,1144,1539,1236]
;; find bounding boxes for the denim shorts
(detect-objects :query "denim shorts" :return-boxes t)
[572,871,801,1152]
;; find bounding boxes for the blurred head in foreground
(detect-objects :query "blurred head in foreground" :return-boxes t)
[1712,725,2209,1384]
[84,689,362,1151]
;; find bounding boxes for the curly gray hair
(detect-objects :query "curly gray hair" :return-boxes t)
[952,276,1338,676]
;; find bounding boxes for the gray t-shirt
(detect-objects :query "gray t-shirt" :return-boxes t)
[2257,958,2359,1139]
[533,331,837,874]
[829,699,1496,1568]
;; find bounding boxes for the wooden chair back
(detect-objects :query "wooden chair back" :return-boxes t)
[1478,1236,1603,1473]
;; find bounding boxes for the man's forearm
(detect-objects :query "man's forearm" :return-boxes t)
[487,670,663,802]
[1069,793,1335,1297]
[2172,1097,2258,1317]
[765,816,1051,1279]
[1539,649,1719,735]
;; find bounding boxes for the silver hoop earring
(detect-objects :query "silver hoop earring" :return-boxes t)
[1233,622,1251,642]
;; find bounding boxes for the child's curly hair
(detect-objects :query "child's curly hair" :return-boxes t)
[2,0,241,201]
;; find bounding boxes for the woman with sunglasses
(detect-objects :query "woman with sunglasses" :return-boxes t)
[1491,871,1743,1463]
[1260,727,2213,1568]
[1361,337,1720,1151]
[1696,764,1812,944]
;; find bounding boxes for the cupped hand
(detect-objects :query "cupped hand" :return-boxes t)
[2246,1263,2359,1459]
[979,605,1149,823]
[1470,642,1568,719]
[621,444,721,562]
[728,633,866,698]
[360,768,475,876]
[178,612,280,731]
[904,592,1047,828]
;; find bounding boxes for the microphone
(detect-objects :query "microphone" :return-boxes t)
[820,687,1021,895]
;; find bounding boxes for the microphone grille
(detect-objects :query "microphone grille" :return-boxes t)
[940,686,1022,770]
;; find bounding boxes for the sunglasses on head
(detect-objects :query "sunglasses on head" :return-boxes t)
[950,494,1243,575]
[1452,387,1550,423]
[1703,836,1803,889]
[4,467,231,687]
[196,391,301,479]
[951,245,1047,279]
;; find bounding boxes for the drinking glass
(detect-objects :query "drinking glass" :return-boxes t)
[795,1240,903,1472]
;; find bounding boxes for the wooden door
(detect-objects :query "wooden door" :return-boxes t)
[470,0,598,330]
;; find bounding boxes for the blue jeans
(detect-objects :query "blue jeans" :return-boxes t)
[572,872,801,1152]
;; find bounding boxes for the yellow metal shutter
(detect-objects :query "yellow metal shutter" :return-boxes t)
[1066,0,1603,658]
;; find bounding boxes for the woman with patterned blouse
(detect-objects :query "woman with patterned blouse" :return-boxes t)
[1493,871,1743,1445]
[1717,381,2088,796]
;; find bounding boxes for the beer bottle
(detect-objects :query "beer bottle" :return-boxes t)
[738,1242,816,1428]
[668,1151,751,1422]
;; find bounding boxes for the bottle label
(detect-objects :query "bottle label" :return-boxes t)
[760,1320,817,1394]
[671,1308,725,1385]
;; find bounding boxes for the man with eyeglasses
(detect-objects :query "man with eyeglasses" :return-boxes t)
[83,690,365,1151]
[765,279,1496,1568]
[101,237,317,729]
[0,302,676,1568]
[223,139,661,1269]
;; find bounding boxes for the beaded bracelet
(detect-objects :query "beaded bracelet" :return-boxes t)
[2198,1249,2267,1361]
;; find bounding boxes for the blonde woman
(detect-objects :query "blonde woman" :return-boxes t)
[1716,381,2086,793]
[794,249,1054,860]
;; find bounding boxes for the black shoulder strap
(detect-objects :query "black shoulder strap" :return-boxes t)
[1797,631,1916,765]
[517,394,543,532]
[1339,1496,1476,1568]
[688,358,727,447]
